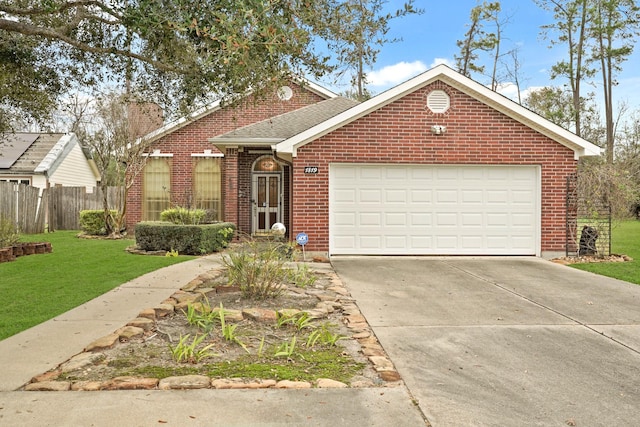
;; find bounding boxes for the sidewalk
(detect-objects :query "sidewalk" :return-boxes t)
[0,255,427,426]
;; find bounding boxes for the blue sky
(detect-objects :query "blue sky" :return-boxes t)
[324,0,640,112]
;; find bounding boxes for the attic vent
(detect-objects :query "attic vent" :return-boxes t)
[427,90,450,114]
[277,86,293,101]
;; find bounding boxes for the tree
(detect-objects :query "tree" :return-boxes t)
[524,86,605,145]
[588,0,640,163]
[524,86,577,130]
[0,0,337,133]
[536,0,592,138]
[502,48,526,104]
[324,0,422,101]
[537,0,640,161]
[455,2,501,79]
[0,32,61,133]
[82,92,162,237]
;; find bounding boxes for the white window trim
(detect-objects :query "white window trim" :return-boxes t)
[191,150,224,158]
[143,149,173,157]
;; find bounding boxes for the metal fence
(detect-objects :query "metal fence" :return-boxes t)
[0,183,123,233]
[566,173,612,257]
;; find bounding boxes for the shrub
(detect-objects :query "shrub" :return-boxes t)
[222,240,292,299]
[134,222,235,255]
[80,210,118,235]
[0,215,19,247]
[160,207,206,225]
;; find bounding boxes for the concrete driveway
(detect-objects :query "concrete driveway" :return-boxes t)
[332,257,640,427]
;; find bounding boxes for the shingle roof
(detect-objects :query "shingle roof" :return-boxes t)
[210,97,359,143]
[0,133,65,174]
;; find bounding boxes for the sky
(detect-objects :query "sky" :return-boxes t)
[322,0,640,113]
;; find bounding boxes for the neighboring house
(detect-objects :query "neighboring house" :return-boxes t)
[133,65,601,258]
[0,133,99,192]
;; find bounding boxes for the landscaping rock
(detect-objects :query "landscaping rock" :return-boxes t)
[317,378,348,388]
[85,333,119,352]
[211,378,276,389]
[275,380,312,389]
[24,381,71,391]
[126,317,154,331]
[242,307,277,323]
[71,381,103,391]
[158,375,210,390]
[137,308,156,320]
[153,303,174,318]
[60,352,104,373]
[117,326,145,340]
[101,376,158,390]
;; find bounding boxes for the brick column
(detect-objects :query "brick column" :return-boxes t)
[224,148,239,227]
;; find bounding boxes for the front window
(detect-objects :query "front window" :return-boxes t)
[143,158,171,221]
[193,157,222,220]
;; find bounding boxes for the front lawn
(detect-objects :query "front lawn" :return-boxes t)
[570,220,640,285]
[0,231,194,340]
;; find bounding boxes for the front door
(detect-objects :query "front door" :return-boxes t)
[252,173,281,234]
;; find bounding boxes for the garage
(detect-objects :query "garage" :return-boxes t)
[329,164,540,255]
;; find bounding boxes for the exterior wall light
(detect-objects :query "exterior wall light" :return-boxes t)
[431,125,446,135]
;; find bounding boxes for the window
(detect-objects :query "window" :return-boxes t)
[0,178,30,185]
[193,157,222,220]
[143,158,170,220]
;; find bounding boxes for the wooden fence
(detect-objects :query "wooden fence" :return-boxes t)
[0,181,46,234]
[0,183,123,233]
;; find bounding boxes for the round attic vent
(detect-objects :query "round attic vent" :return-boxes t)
[277,86,293,101]
[427,90,450,113]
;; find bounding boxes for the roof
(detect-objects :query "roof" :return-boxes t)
[209,97,359,149]
[0,133,77,175]
[142,79,339,145]
[275,64,602,159]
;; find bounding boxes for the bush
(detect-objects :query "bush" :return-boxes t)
[135,222,235,255]
[0,215,19,247]
[223,240,294,299]
[79,210,118,235]
[160,207,206,225]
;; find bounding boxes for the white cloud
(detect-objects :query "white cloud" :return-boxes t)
[367,61,428,87]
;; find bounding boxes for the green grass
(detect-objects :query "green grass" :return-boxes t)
[0,231,195,340]
[571,220,640,285]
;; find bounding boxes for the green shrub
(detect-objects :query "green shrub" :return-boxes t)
[160,207,206,225]
[134,222,235,255]
[223,240,291,299]
[0,215,19,247]
[80,210,118,235]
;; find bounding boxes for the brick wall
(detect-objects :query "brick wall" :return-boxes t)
[127,84,326,231]
[292,81,577,254]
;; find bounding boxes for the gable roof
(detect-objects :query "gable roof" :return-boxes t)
[142,79,339,145]
[275,64,602,159]
[209,97,359,149]
[0,133,79,175]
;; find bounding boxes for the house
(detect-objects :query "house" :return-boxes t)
[0,133,99,191]
[126,80,340,230]
[132,65,601,258]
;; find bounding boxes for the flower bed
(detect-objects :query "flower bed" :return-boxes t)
[0,242,52,263]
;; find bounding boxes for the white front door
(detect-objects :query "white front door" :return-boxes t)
[252,173,281,234]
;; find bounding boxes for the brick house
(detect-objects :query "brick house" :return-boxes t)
[131,65,600,258]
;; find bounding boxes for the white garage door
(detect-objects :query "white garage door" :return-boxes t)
[329,164,539,255]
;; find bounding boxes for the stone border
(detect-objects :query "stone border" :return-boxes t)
[24,263,402,391]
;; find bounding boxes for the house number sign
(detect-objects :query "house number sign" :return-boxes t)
[304,166,319,174]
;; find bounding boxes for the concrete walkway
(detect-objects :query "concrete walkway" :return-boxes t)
[0,254,426,427]
[332,257,640,427]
